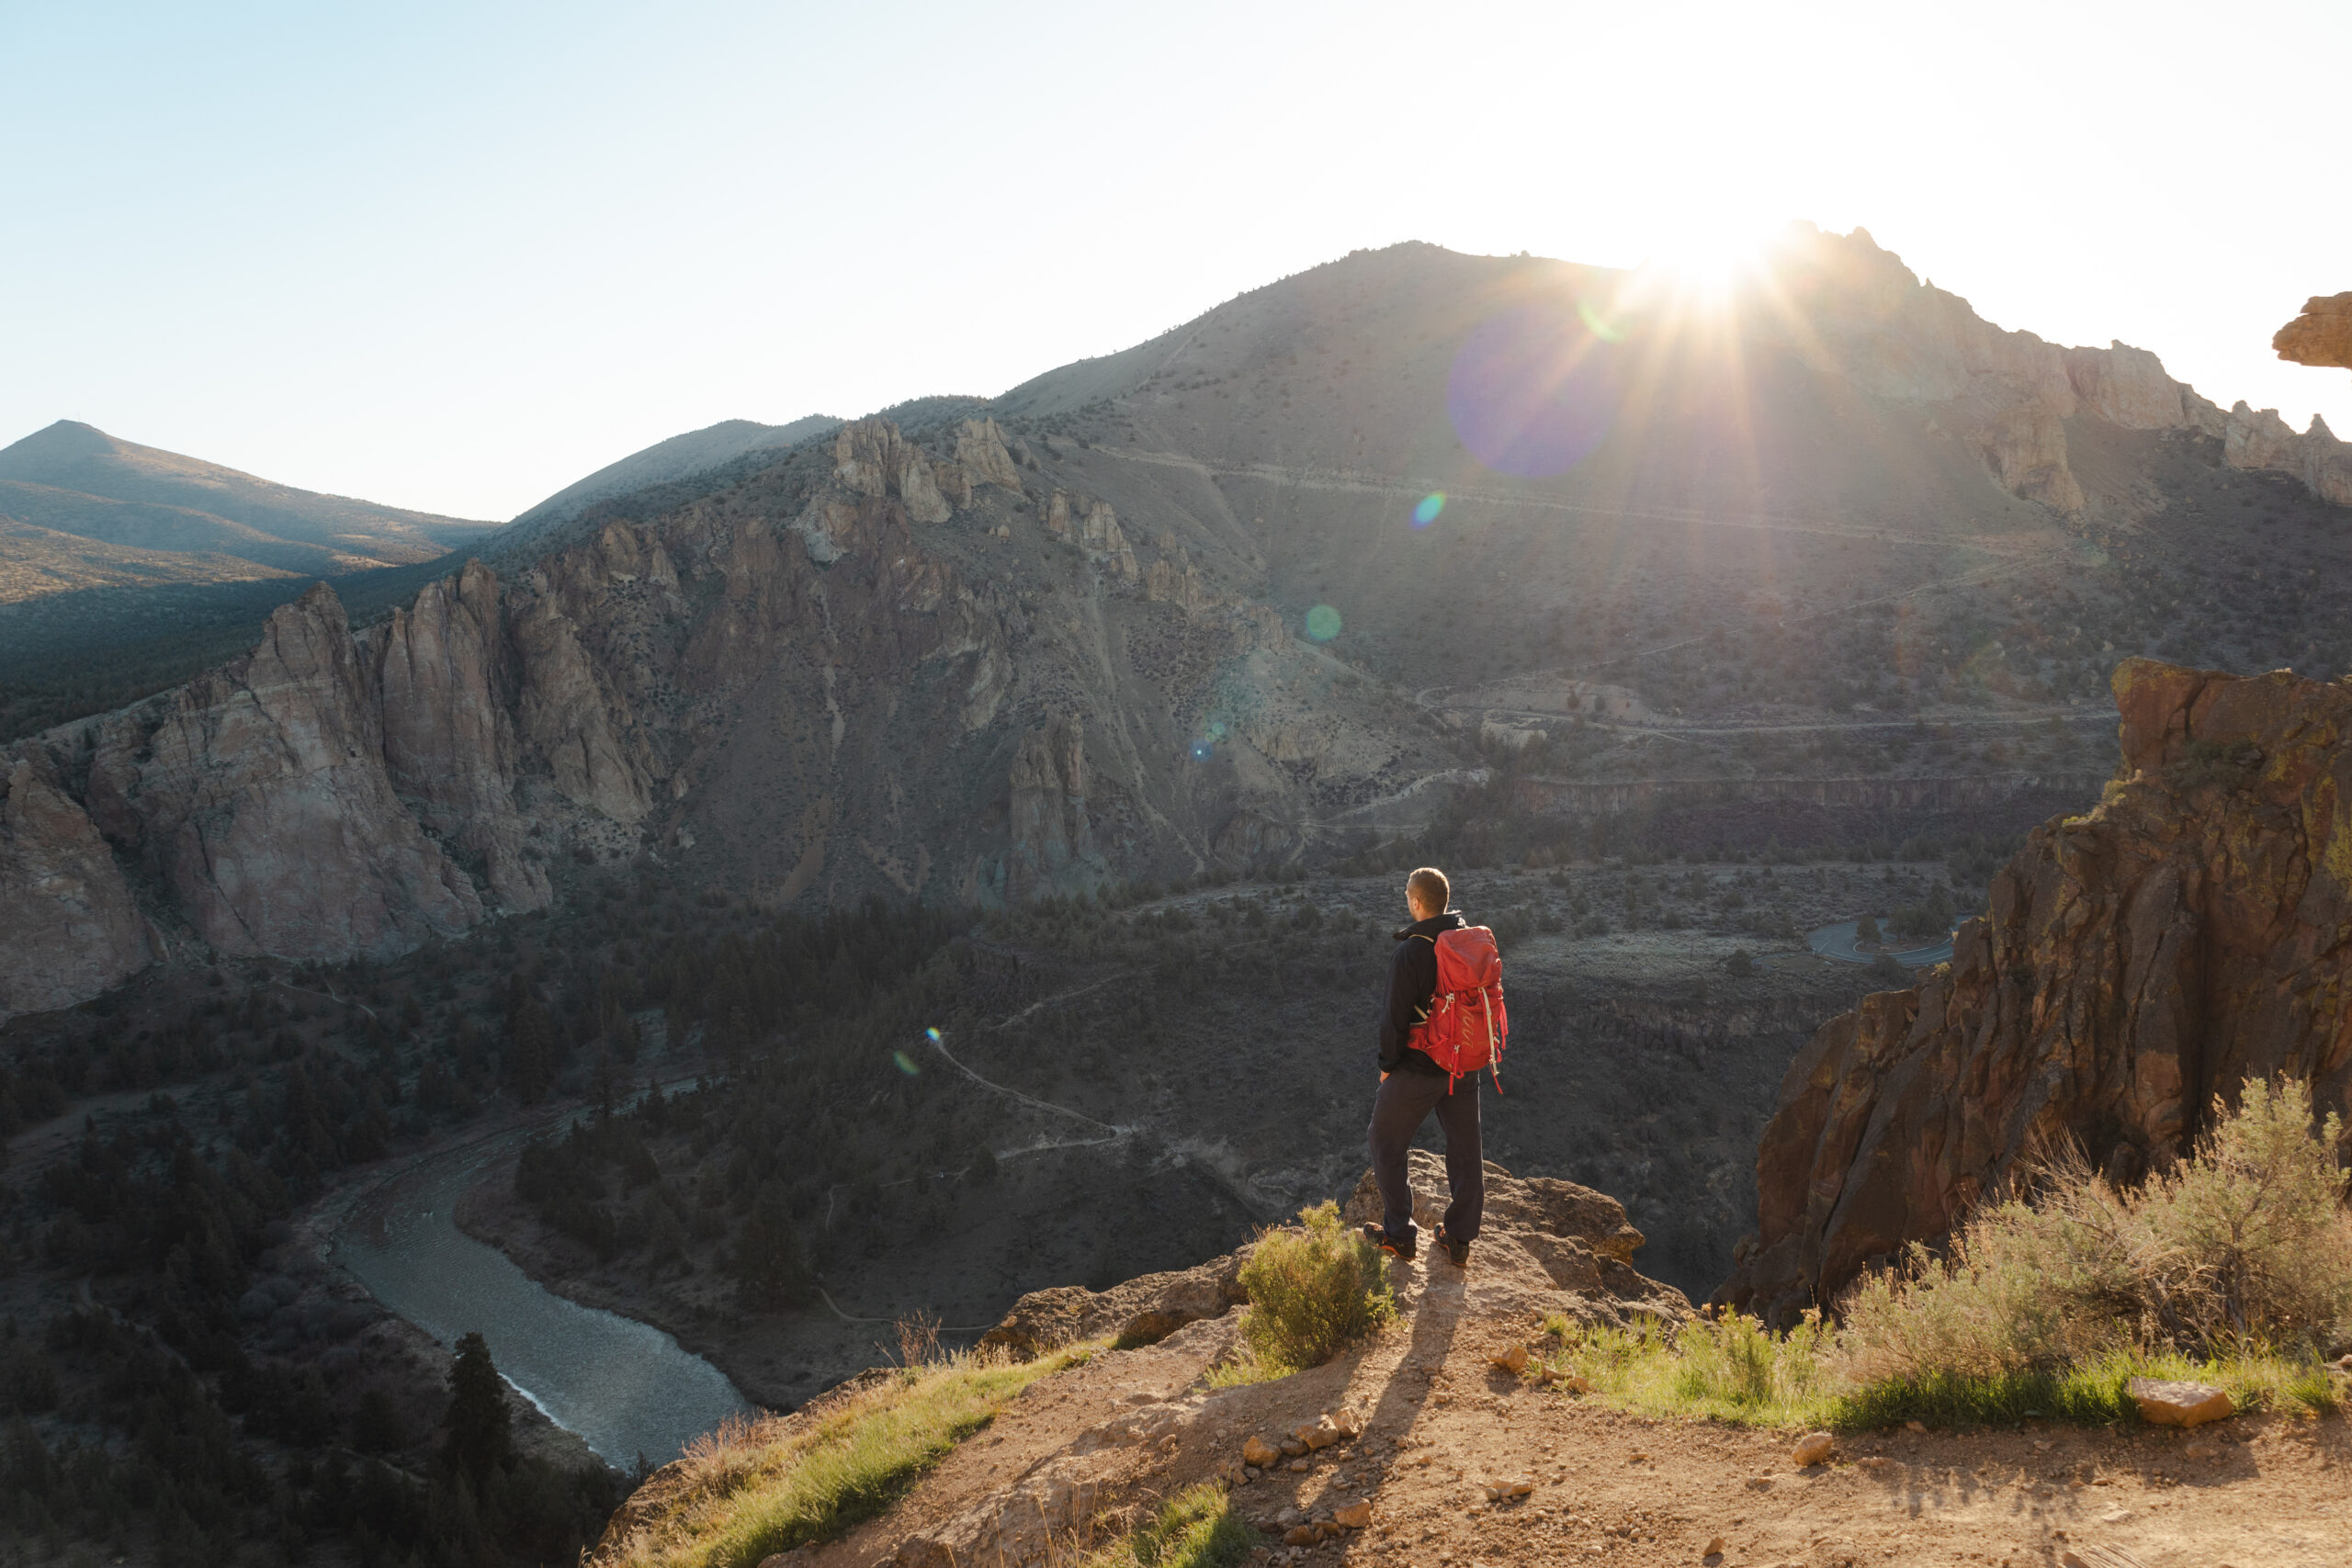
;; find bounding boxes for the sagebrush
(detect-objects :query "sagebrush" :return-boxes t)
[1232,1201,1396,1378]
[1839,1077,2352,1383]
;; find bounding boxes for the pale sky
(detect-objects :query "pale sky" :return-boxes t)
[6,1,2346,522]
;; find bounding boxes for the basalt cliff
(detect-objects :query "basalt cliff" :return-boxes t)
[1723,657,2352,1323]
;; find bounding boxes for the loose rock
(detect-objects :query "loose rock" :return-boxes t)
[1792,1431,1836,1466]
[1243,1436,1280,1468]
[1332,1501,1373,1529]
[1490,1344,1530,1374]
[2127,1378,2234,1428]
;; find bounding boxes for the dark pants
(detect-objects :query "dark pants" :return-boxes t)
[1367,1070,1483,1245]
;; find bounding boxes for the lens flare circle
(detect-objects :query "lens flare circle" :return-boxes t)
[1446,302,1624,477]
[1412,492,1445,528]
[892,1050,922,1076]
[1305,604,1343,641]
[924,1027,941,1043]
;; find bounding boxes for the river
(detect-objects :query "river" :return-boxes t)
[329,1126,751,1470]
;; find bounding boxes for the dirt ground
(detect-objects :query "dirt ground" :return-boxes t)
[808,1240,2348,1568]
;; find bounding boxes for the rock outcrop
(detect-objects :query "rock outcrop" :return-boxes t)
[1721,658,2352,1325]
[371,559,551,912]
[80,585,484,962]
[976,1150,1688,1364]
[2222,401,2352,507]
[1770,226,2352,514]
[834,417,952,525]
[1343,1149,1691,1330]
[978,1251,1250,1358]
[2275,293,2352,370]
[0,752,152,1015]
[952,416,1023,491]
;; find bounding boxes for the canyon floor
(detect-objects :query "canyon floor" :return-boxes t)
[808,1238,2347,1568]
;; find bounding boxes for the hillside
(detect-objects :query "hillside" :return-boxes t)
[0,420,496,582]
[498,412,842,552]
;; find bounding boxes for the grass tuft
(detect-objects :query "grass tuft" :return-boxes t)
[1079,1483,1253,1568]
[609,1345,1092,1568]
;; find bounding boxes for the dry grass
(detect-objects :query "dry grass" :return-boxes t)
[605,1343,1093,1568]
[1544,1079,2352,1429]
[1840,1077,2352,1380]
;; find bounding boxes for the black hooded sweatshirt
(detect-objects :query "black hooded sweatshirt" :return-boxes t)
[1376,910,1469,1079]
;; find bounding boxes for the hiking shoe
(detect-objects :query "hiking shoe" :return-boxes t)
[1362,1223,1416,1262]
[1434,1223,1471,1268]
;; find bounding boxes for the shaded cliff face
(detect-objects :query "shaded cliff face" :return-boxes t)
[0,412,1438,1015]
[1721,657,2352,1324]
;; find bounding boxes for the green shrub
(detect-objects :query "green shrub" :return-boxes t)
[1234,1202,1396,1376]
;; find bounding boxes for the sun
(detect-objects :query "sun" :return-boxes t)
[1638,226,1774,307]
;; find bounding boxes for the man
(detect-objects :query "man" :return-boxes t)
[1363,865,1481,1267]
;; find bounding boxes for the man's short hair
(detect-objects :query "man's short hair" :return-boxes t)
[1407,866,1450,914]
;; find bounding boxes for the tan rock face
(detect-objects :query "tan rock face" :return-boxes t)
[832,417,952,524]
[2222,400,2352,507]
[86,584,483,960]
[1722,658,2352,1322]
[953,417,1023,491]
[2274,292,2352,369]
[977,1250,1249,1358]
[2065,342,2184,429]
[0,752,151,1020]
[369,559,549,913]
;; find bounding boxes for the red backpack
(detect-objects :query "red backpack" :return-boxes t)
[1408,926,1510,1090]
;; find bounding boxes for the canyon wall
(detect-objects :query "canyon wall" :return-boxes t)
[1721,658,2352,1324]
[0,414,1435,1020]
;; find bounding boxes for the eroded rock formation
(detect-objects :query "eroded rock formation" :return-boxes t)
[0,412,1405,1017]
[2275,293,2352,370]
[1721,658,2352,1324]
[1773,227,2352,513]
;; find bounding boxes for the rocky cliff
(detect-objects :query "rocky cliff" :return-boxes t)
[1768,227,2352,512]
[0,409,1443,1019]
[1721,657,2352,1324]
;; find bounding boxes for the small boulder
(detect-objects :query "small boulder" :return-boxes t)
[1332,1500,1372,1529]
[1282,1525,1319,1547]
[1279,1437,1308,1458]
[1702,1536,1727,1558]
[1490,1344,1530,1374]
[1243,1436,1280,1468]
[1792,1431,1836,1466]
[1298,1416,1341,1450]
[2127,1377,2233,1428]
[1332,1406,1364,1438]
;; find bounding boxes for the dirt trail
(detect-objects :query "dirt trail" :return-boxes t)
[809,1239,2348,1568]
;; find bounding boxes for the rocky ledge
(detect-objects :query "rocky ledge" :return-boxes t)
[1723,657,2352,1323]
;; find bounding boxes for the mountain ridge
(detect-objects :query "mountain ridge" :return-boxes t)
[8,232,2352,1022]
